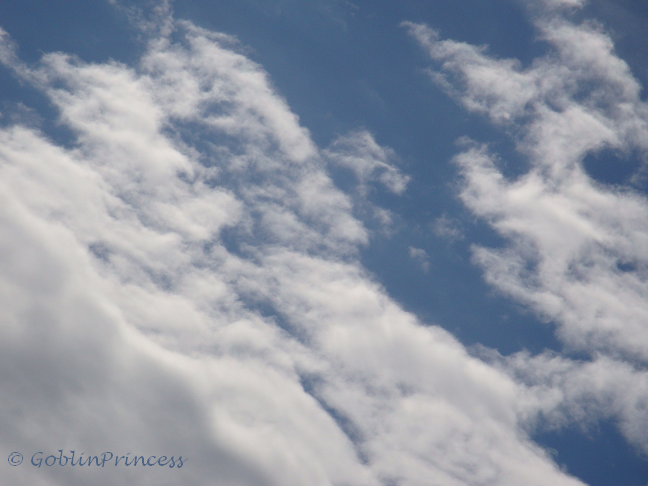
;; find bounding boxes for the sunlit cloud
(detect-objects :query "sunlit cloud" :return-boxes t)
[0,3,600,485]
[407,0,648,456]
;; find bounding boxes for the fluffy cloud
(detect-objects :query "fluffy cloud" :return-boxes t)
[407,0,648,455]
[0,5,590,486]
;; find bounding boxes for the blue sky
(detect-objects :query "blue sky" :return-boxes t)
[1,1,648,485]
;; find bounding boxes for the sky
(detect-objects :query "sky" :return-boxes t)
[1,0,648,485]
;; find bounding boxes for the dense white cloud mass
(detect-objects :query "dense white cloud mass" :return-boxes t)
[0,4,595,486]
[407,0,648,454]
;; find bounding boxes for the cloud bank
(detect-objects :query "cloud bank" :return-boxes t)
[3,1,645,485]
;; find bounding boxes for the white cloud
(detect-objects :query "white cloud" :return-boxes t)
[491,350,648,453]
[433,214,464,241]
[323,130,409,233]
[408,246,430,272]
[0,8,591,486]
[408,0,648,457]
[325,130,410,195]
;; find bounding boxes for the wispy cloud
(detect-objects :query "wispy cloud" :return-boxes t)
[408,246,430,272]
[432,214,464,241]
[407,0,648,456]
[0,5,591,486]
[325,129,410,196]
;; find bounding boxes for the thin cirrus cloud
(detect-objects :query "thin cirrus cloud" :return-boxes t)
[0,2,595,486]
[406,0,648,456]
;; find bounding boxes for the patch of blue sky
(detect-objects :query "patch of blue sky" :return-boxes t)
[534,418,648,486]
[0,0,140,64]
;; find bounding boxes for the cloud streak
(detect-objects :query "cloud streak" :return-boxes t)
[407,0,648,457]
